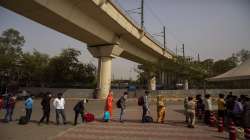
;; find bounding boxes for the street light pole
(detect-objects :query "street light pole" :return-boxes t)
[163,26,166,49]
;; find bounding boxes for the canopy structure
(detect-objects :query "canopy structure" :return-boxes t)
[207,58,250,82]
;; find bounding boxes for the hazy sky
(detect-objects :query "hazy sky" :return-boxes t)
[0,0,249,80]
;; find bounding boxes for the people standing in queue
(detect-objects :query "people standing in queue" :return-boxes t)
[53,93,66,125]
[232,96,243,126]
[39,92,52,124]
[187,96,196,128]
[24,94,33,122]
[184,96,188,123]
[217,94,226,121]
[195,94,204,121]
[204,94,212,125]
[0,95,3,111]
[142,91,150,122]
[105,90,113,119]
[74,98,88,125]
[118,92,128,123]
[4,94,16,122]
[157,95,166,123]
[243,96,250,139]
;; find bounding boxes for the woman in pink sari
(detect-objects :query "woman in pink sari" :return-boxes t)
[105,90,113,118]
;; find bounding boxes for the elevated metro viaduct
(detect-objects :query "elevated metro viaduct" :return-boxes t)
[1,0,175,98]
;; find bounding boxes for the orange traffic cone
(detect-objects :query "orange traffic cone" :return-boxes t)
[229,121,236,140]
[210,112,216,127]
[245,128,250,140]
[218,117,224,132]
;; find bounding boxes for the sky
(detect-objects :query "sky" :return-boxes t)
[0,0,249,80]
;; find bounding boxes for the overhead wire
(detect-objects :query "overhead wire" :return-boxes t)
[114,0,199,59]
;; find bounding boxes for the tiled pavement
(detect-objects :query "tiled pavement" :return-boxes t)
[52,105,228,140]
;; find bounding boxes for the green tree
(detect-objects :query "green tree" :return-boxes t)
[46,48,96,87]
[212,56,237,76]
[0,28,25,80]
[236,49,250,63]
[20,50,49,86]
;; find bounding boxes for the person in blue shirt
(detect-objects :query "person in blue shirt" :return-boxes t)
[24,95,33,122]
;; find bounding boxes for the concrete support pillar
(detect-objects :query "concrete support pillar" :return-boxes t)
[88,44,123,99]
[184,79,189,90]
[161,72,165,85]
[97,57,112,99]
[148,76,156,90]
[148,71,156,90]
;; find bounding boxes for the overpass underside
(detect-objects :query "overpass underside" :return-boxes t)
[1,0,174,98]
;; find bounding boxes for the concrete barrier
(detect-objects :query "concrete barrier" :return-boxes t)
[20,87,250,99]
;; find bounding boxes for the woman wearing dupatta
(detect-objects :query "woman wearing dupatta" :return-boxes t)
[105,90,113,118]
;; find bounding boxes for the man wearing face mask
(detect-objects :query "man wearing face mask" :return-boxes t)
[118,92,128,123]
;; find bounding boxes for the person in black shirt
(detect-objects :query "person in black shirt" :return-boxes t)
[39,93,52,124]
[74,98,88,125]
[195,94,204,121]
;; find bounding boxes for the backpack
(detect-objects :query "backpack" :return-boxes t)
[116,99,121,108]
[138,96,144,106]
[19,116,28,125]
[103,111,110,122]
[142,116,153,123]
[83,113,95,122]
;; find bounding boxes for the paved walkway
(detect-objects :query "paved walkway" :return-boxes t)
[52,105,228,140]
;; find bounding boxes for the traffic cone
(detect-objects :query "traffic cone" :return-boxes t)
[229,121,236,140]
[210,112,216,127]
[245,128,250,140]
[218,117,224,132]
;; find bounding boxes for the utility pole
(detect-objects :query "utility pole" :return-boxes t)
[163,26,166,49]
[141,0,144,29]
[182,44,185,58]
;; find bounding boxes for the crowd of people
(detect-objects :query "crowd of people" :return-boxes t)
[184,92,250,137]
[0,90,167,125]
[0,90,249,137]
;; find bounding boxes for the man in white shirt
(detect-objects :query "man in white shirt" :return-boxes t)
[204,94,212,125]
[53,93,66,125]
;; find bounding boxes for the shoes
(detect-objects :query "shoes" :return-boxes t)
[188,125,195,128]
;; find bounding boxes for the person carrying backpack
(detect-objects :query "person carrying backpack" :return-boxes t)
[39,93,52,124]
[142,91,150,122]
[117,92,128,123]
[73,98,88,125]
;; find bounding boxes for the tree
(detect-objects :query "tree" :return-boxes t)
[236,49,250,63]
[46,48,96,87]
[200,59,214,77]
[0,28,25,81]
[212,56,237,76]
[20,50,49,86]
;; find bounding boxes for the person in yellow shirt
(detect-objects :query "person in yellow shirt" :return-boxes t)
[217,94,225,120]
[157,95,166,123]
